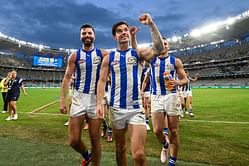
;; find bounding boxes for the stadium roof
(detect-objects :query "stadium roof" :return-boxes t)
[169,12,249,50]
[0,36,68,57]
[1,10,249,55]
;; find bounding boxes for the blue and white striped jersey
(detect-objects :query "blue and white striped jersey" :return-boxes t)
[74,48,103,94]
[109,48,142,109]
[141,66,151,92]
[182,76,193,92]
[150,55,177,95]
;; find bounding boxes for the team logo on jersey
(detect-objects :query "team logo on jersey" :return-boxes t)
[111,60,120,66]
[93,57,101,64]
[166,63,174,70]
[127,57,137,65]
[78,59,86,64]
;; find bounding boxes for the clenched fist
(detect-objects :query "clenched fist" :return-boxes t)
[129,26,139,36]
[139,13,153,25]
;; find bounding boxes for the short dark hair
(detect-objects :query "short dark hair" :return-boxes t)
[112,21,129,36]
[80,24,95,34]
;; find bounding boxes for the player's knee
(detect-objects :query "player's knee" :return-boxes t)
[10,102,15,107]
[116,144,127,154]
[90,134,100,144]
[153,127,162,136]
[133,150,145,162]
[170,128,179,139]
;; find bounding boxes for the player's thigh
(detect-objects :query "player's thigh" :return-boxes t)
[69,116,85,141]
[151,112,166,131]
[128,124,146,154]
[168,115,179,130]
[113,128,127,147]
[88,118,102,138]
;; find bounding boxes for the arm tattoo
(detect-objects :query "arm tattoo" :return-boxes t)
[149,21,164,55]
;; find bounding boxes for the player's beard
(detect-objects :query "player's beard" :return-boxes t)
[161,48,168,55]
[81,38,94,47]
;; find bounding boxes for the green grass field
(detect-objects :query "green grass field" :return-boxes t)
[0,88,248,166]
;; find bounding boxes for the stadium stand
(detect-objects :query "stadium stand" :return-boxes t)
[173,41,249,86]
[0,37,68,87]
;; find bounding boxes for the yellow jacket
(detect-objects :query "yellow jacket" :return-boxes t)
[0,78,8,93]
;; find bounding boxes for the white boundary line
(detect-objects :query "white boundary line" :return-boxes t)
[19,112,68,117]
[18,100,249,125]
[31,100,60,113]
[180,119,249,124]
[19,111,249,124]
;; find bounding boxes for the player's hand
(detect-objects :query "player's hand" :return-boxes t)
[96,104,104,119]
[139,13,153,25]
[195,73,200,79]
[141,91,145,97]
[60,98,67,114]
[129,26,139,36]
[166,79,176,91]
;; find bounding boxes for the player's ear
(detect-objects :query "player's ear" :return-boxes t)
[112,35,117,41]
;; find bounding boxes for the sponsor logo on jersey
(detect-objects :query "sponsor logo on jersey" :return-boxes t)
[78,59,86,64]
[111,60,120,65]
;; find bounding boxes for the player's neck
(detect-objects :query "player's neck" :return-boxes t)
[118,42,129,51]
[82,44,94,51]
[159,52,168,58]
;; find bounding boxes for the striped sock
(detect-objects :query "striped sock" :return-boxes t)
[168,156,177,166]
[162,128,169,149]
[163,128,169,135]
[146,117,149,124]
[81,150,91,160]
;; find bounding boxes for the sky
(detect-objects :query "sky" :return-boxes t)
[0,0,249,49]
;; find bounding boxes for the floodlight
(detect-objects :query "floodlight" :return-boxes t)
[190,29,201,37]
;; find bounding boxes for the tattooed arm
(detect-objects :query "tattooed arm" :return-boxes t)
[137,13,165,61]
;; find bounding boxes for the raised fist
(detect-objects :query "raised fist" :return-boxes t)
[139,13,152,25]
[129,26,139,36]
[195,73,200,79]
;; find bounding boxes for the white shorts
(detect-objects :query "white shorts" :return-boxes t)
[70,90,97,119]
[109,108,146,129]
[183,90,192,98]
[178,91,184,98]
[151,93,181,116]
[144,91,151,98]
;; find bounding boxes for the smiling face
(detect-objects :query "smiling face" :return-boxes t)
[112,22,130,45]
[80,27,95,47]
